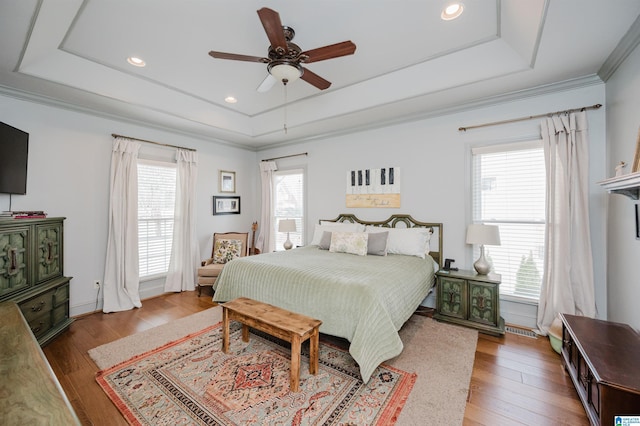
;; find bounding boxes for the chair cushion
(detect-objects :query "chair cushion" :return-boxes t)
[197,262,224,277]
[197,276,218,286]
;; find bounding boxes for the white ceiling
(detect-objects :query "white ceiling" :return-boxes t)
[1,0,639,150]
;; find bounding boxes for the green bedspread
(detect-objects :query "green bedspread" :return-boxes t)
[213,246,436,382]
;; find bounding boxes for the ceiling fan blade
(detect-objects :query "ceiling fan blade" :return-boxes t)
[301,41,356,63]
[300,68,331,90]
[257,74,276,92]
[208,51,268,63]
[257,7,288,55]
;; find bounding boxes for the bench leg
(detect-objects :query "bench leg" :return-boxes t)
[222,307,229,353]
[290,335,301,392]
[309,327,319,375]
[241,324,250,342]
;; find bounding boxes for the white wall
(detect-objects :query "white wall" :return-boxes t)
[1,79,611,327]
[605,43,640,331]
[0,96,259,316]
[260,82,608,327]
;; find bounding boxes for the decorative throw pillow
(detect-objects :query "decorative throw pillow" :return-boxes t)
[318,231,332,250]
[310,222,365,245]
[329,231,369,256]
[213,239,243,264]
[367,231,389,256]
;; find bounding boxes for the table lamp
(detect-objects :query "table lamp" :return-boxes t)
[466,224,501,275]
[278,219,297,250]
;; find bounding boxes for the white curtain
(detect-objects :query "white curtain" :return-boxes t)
[103,138,142,313]
[256,161,277,253]
[537,111,596,334]
[164,149,199,292]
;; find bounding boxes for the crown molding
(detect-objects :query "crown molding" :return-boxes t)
[0,83,257,151]
[257,74,604,151]
[1,73,604,154]
[598,14,640,82]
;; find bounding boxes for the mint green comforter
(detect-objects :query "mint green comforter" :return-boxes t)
[213,246,436,382]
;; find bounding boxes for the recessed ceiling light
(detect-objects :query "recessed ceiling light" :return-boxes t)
[127,56,146,67]
[224,96,237,104]
[441,3,464,20]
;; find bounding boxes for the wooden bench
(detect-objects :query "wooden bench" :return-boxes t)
[221,297,322,392]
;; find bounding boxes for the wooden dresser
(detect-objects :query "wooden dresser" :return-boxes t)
[0,217,73,346]
[560,313,640,426]
[0,301,80,424]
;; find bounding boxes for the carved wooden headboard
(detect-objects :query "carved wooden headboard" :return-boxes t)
[321,213,443,267]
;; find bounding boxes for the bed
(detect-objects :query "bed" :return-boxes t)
[212,214,443,382]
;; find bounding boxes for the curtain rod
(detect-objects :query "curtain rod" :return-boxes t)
[111,133,196,152]
[261,152,308,162]
[458,103,602,132]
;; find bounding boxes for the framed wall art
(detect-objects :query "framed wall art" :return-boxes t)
[213,196,241,215]
[345,167,401,208]
[219,170,236,193]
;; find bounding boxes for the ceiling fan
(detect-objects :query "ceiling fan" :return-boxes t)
[208,7,356,92]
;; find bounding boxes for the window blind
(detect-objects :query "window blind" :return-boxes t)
[471,141,546,300]
[273,169,305,251]
[137,159,176,278]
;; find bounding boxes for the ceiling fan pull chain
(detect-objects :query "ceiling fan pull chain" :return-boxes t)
[283,82,288,134]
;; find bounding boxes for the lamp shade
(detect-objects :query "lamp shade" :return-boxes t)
[466,224,501,246]
[278,219,297,233]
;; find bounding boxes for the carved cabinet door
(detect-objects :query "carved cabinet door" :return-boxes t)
[0,225,31,299]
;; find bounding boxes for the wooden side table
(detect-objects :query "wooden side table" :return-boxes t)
[434,269,505,335]
[221,297,322,392]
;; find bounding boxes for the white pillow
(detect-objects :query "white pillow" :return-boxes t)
[367,226,431,258]
[329,231,369,256]
[320,221,366,232]
[310,222,365,245]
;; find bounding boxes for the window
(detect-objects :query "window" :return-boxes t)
[471,141,546,300]
[137,159,176,278]
[273,169,305,251]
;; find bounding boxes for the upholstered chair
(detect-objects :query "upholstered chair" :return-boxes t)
[196,232,248,296]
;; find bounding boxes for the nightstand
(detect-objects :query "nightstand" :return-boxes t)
[434,269,505,336]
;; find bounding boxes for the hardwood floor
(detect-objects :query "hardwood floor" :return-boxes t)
[42,291,589,425]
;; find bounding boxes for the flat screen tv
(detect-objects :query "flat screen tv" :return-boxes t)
[0,122,29,195]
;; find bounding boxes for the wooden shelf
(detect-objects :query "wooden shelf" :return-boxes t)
[598,172,640,199]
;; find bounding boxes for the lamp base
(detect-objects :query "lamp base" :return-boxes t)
[283,233,293,250]
[473,245,491,275]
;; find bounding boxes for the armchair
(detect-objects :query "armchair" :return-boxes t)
[196,232,248,296]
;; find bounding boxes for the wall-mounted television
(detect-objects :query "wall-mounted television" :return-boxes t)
[0,122,29,195]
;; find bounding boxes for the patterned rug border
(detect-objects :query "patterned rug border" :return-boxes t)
[95,323,221,426]
[95,322,417,426]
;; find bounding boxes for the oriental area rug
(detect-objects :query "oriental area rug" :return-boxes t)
[89,306,478,426]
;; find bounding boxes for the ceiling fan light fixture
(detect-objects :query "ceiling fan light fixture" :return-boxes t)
[268,61,303,84]
[441,3,464,20]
